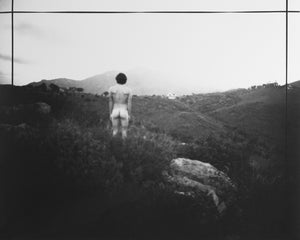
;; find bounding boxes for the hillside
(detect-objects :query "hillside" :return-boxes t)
[5,82,297,146]
[26,74,298,146]
[179,86,288,144]
[0,83,299,239]
[29,78,80,89]
[3,82,297,146]
[0,84,224,142]
[209,87,286,143]
[290,80,300,88]
[28,72,115,95]
[132,96,225,141]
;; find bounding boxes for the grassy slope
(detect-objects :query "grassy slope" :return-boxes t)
[179,87,287,145]
[210,88,286,143]
[1,84,294,146]
[132,96,225,142]
[1,84,296,147]
[0,85,224,142]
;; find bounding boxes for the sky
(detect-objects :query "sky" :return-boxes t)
[0,0,299,93]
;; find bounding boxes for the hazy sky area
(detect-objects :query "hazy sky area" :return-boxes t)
[0,0,289,11]
[0,0,299,93]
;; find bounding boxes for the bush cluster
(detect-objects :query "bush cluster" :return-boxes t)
[42,120,176,193]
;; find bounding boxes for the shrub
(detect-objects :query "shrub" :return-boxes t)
[44,119,121,190]
[109,126,177,184]
[43,120,176,195]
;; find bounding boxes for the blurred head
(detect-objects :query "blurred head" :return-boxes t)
[116,73,127,85]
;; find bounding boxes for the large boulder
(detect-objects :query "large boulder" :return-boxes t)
[164,158,237,214]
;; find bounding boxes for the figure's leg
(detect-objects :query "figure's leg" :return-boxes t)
[111,109,119,137]
[120,110,129,139]
[112,118,119,136]
[121,121,128,139]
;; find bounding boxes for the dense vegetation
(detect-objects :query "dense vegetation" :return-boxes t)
[0,84,299,239]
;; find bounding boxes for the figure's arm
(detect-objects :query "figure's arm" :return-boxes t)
[109,92,113,117]
[127,91,132,118]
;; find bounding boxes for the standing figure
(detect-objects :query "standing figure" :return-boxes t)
[108,73,132,139]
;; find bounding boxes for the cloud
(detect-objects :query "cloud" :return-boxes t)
[0,53,30,64]
[0,0,10,11]
[14,23,44,37]
[0,71,10,84]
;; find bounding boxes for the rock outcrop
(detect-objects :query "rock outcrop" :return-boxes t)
[164,158,237,214]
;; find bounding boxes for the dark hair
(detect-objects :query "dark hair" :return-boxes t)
[116,73,127,85]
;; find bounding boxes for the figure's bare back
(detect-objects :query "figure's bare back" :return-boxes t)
[109,85,131,108]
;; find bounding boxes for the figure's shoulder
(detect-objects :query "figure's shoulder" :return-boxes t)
[109,84,132,94]
[117,85,132,94]
[108,85,117,93]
